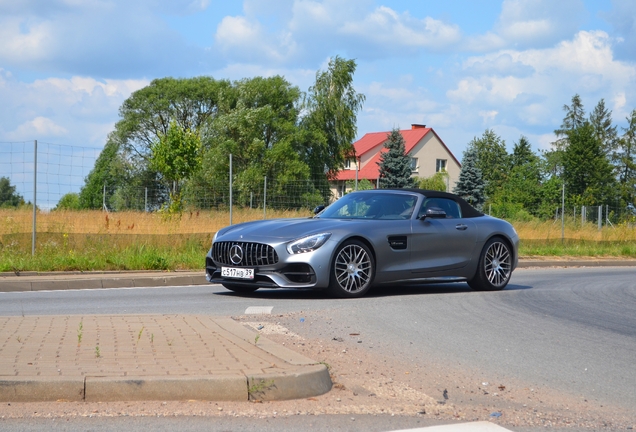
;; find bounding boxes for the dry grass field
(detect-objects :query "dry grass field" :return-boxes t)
[2,208,634,241]
[1,208,635,272]
[0,208,312,236]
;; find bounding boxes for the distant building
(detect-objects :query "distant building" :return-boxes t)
[331,124,461,197]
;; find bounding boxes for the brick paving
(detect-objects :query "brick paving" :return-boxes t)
[0,315,331,402]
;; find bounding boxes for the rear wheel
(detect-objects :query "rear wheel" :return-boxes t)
[222,283,259,294]
[328,240,374,298]
[468,237,512,291]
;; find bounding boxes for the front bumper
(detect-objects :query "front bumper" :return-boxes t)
[206,252,320,289]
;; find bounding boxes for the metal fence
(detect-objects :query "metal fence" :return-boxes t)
[2,141,636,256]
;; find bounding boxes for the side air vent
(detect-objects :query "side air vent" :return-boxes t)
[388,236,408,250]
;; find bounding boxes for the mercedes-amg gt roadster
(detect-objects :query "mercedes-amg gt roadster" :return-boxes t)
[206,189,519,298]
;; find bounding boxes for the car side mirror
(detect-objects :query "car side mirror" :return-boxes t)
[313,205,326,215]
[421,207,447,219]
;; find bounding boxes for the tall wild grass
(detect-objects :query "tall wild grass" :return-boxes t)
[1,208,634,272]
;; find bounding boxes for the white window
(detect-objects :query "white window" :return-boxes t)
[344,159,351,169]
[410,157,418,172]
[436,159,447,172]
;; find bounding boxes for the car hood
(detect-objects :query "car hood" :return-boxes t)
[215,217,352,242]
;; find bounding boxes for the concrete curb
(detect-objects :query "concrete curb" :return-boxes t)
[85,375,249,402]
[0,271,207,292]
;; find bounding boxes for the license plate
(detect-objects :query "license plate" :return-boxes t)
[221,267,254,279]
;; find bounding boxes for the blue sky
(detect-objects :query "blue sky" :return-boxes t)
[2,0,636,194]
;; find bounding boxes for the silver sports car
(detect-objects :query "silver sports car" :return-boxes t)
[205,189,519,298]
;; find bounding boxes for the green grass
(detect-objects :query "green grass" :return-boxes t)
[0,233,209,272]
[1,223,635,274]
[520,239,636,258]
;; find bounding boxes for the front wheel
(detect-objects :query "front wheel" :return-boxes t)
[328,240,375,298]
[222,283,259,294]
[468,237,512,291]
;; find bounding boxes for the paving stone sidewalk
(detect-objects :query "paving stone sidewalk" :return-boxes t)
[0,314,331,402]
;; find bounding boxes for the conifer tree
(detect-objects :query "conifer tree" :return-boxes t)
[377,128,416,189]
[453,146,486,210]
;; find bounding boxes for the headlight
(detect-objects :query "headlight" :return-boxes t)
[286,233,331,254]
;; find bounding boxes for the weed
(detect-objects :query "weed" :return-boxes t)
[248,379,276,400]
[167,338,174,346]
[95,346,101,358]
[16,336,21,343]
[319,361,331,370]
[151,333,154,344]
[137,326,144,344]
[77,321,83,345]
[254,334,260,345]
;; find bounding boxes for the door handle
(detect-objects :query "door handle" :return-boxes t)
[455,224,468,231]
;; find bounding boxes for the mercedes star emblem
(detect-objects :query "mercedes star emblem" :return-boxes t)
[229,245,243,265]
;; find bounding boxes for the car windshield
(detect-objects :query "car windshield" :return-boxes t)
[318,192,417,220]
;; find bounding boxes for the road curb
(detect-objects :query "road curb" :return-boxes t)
[0,376,85,402]
[0,272,208,292]
[85,375,248,402]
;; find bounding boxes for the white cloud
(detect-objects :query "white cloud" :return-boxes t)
[496,0,585,48]
[214,1,463,66]
[7,117,68,140]
[0,1,204,78]
[479,110,498,123]
[339,6,461,50]
[0,73,148,145]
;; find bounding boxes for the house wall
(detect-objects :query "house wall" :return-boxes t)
[408,133,460,192]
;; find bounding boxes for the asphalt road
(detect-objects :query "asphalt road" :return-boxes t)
[1,267,635,430]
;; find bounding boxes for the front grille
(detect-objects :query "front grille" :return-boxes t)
[212,241,279,267]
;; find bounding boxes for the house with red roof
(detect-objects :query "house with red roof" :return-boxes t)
[331,124,461,197]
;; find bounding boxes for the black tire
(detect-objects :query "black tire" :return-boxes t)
[222,283,259,294]
[328,239,375,298]
[468,237,512,291]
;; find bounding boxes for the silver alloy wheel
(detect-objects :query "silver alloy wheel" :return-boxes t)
[484,240,512,287]
[334,243,372,293]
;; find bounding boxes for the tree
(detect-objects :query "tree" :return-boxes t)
[554,94,586,141]
[617,109,636,205]
[510,135,535,168]
[54,193,80,210]
[589,98,618,159]
[550,94,587,171]
[78,136,128,209]
[0,177,25,208]
[301,56,366,177]
[346,178,374,192]
[418,172,448,192]
[117,76,231,160]
[466,129,509,200]
[377,129,416,189]
[150,120,202,192]
[491,136,543,218]
[454,146,486,211]
[562,121,616,205]
[186,76,312,208]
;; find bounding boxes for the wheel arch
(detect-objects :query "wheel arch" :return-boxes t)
[332,235,377,265]
[484,233,517,271]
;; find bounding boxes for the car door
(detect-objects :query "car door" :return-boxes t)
[410,197,478,273]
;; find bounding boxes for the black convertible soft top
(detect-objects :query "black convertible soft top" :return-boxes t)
[397,188,485,219]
